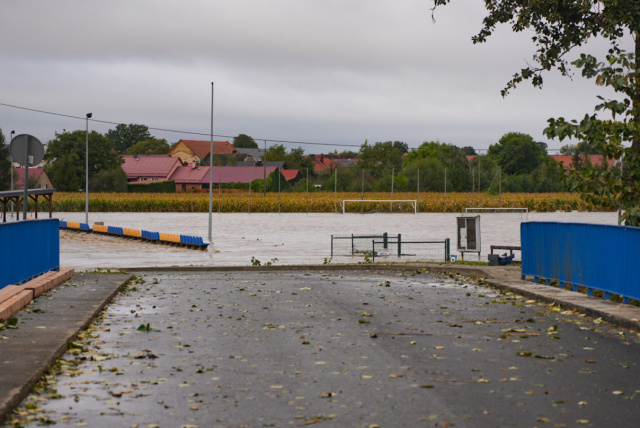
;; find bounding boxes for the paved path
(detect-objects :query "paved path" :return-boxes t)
[2,268,639,427]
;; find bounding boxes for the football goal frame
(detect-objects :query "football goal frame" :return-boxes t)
[463,207,528,220]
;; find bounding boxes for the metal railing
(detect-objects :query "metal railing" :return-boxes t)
[331,233,392,257]
[371,237,450,262]
[521,222,640,303]
[0,219,60,289]
[331,233,450,262]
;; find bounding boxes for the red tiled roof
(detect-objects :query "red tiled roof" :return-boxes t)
[122,155,183,179]
[170,165,211,183]
[281,169,300,181]
[198,166,278,184]
[14,168,47,189]
[310,155,337,172]
[174,140,237,159]
[550,154,616,170]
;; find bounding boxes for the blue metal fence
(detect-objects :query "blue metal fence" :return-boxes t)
[521,222,640,303]
[0,219,60,289]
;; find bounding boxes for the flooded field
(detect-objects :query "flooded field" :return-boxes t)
[53,211,619,270]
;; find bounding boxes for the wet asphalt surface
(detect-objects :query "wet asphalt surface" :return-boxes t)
[4,269,640,428]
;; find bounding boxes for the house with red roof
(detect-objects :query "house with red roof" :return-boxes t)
[170,165,301,192]
[550,154,617,170]
[13,168,53,190]
[168,140,238,165]
[122,155,183,184]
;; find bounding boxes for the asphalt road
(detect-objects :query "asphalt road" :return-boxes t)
[5,269,640,428]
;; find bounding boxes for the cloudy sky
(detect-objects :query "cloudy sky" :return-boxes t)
[0,0,631,154]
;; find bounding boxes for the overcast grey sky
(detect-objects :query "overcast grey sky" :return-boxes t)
[0,0,630,153]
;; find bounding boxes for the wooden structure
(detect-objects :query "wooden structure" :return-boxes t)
[0,189,56,223]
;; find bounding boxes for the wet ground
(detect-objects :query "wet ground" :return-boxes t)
[4,269,640,427]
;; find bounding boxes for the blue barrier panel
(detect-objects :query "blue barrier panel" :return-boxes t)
[79,223,91,231]
[0,219,60,289]
[108,226,123,235]
[521,222,640,302]
[59,220,67,228]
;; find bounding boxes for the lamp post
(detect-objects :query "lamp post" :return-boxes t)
[10,130,15,218]
[85,113,92,224]
[208,82,214,242]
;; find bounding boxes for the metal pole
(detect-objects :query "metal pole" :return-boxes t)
[85,113,92,224]
[334,168,337,213]
[390,167,394,213]
[416,169,420,214]
[263,140,267,196]
[10,130,15,218]
[22,135,29,220]
[208,82,214,242]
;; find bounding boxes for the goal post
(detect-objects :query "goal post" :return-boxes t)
[342,200,417,214]
[463,207,528,219]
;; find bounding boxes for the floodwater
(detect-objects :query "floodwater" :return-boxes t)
[53,211,619,270]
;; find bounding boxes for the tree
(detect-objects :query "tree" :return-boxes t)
[559,140,599,155]
[90,167,128,192]
[432,0,640,223]
[233,134,258,149]
[125,138,170,155]
[357,141,406,178]
[106,124,152,154]
[45,130,123,191]
[545,52,640,224]
[0,129,12,191]
[402,141,471,191]
[488,132,547,175]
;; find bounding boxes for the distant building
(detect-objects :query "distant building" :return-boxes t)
[122,154,183,183]
[14,168,53,190]
[550,154,617,171]
[234,147,265,162]
[168,140,238,165]
[170,165,300,192]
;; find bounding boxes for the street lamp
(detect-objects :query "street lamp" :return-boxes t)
[10,130,15,218]
[85,113,92,224]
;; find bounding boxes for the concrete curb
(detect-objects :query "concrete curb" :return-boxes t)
[0,272,133,425]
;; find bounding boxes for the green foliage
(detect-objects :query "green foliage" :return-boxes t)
[90,168,128,192]
[488,133,547,175]
[106,124,152,154]
[402,141,471,191]
[125,138,170,155]
[45,130,122,191]
[0,128,12,191]
[545,51,640,225]
[264,144,314,171]
[233,134,258,149]
[128,180,176,193]
[434,0,640,96]
[358,141,407,179]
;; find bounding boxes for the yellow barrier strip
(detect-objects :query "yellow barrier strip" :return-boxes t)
[93,224,108,233]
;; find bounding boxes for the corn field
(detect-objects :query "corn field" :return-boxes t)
[48,192,602,213]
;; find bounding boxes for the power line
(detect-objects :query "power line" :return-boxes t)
[0,101,362,148]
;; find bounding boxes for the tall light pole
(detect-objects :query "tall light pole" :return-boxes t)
[10,130,15,218]
[85,113,92,224]
[208,82,214,242]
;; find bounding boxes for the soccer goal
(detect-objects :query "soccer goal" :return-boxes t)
[342,200,417,214]
[463,207,528,219]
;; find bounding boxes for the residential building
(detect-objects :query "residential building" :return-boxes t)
[168,140,238,165]
[14,168,53,190]
[122,154,183,183]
